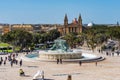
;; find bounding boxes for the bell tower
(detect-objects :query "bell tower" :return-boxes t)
[78,14,82,25]
[64,14,68,26]
[78,14,82,33]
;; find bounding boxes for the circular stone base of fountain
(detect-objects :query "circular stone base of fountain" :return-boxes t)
[39,50,82,60]
[22,52,105,63]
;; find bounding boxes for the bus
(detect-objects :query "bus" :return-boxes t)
[0,46,13,53]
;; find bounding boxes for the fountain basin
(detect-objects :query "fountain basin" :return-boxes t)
[39,50,82,59]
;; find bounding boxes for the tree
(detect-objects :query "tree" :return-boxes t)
[63,33,75,48]
[1,30,33,51]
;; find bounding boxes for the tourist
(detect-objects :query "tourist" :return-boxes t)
[5,57,7,61]
[1,57,3,62]
[79,61,82,66]
[112,53,114,56]
[8,56,12,61]
[0,61,2,66]
[117,52,119,56]
[106,52,109,56]
[67,75,72,80]
[16,60,18,65]
[16,53,18,57]
[60,59,62,64]
[12,57,15,63]
[57,59,59,64]
[19,59,22,67]
[10,60,13,67]
[13,54,15,58]
[99,49,100,53]
[19,69,25,76]
[4,60,6,65]
[95,62,97,66]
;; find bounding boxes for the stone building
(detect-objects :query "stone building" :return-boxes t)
[2,24,10,34]
[41,24,57,32]
[11,24,33,33]
[0,14,82,35]
[0,24,57,35]
[57,14,82,35]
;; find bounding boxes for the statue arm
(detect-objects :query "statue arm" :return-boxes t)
[50,44,56,50]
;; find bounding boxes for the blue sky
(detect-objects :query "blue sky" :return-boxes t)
[0,0,120,24]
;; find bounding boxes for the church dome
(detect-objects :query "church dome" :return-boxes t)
[87,22,94,27]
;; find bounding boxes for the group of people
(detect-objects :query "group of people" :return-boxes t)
[105,51,119,56]
[0,57,7,65]
[79,61,98,66]
[98,49,120,56]
[0,53,23,67]
[57,58,62,64]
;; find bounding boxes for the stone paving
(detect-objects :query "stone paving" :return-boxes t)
[0,52,120,80]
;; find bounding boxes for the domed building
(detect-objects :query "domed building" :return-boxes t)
[87,22,94,27]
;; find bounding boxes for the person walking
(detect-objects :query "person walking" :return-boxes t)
[112,52,114,56]
[19,59,22,67]
[1,57,3,63]
[0,61,2,66]
[106,52,109,56]
[67,75,72,80]
[57,59,59,64]
[60,59,62,64]
[95,62,97,66]
[79,61,82,66]
[16,60,18,65]
[10,60,13,67]
[4,60,6,66]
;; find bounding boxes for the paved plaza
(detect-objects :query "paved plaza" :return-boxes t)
[0,52,120,80]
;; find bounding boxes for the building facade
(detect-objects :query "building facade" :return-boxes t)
[2,24,10,34]
[57,14,82,35]
[0,24,57,35]
[11,24,33,33]
[0,14,82,35]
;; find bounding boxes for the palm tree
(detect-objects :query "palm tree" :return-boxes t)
[63,33,76,48]
[84,29,97,52]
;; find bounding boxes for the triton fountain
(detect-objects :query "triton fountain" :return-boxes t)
[25,39,104,62]
[39,39,82,59]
